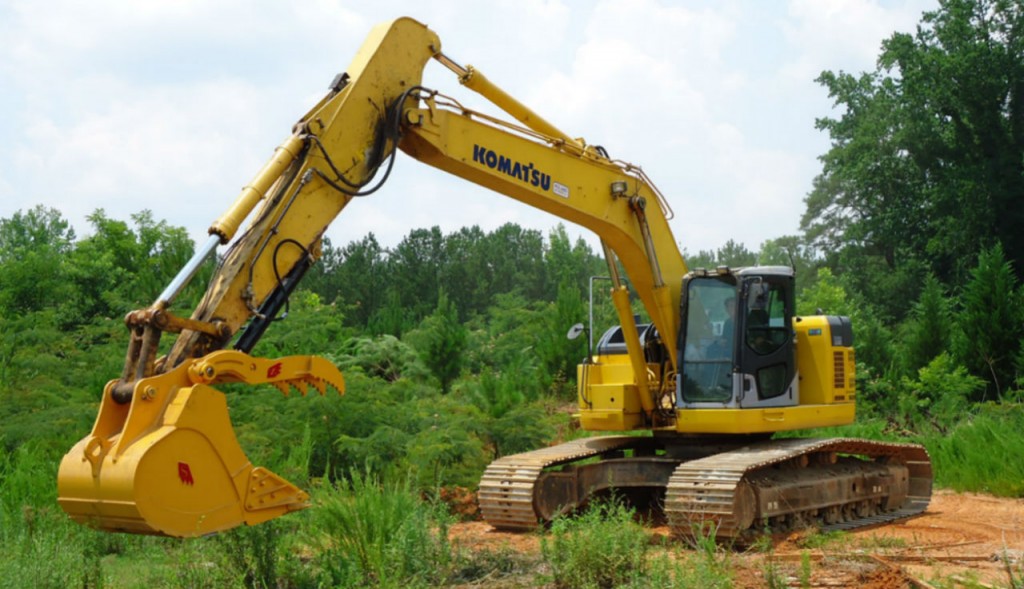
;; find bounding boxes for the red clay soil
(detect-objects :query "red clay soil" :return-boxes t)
[448,489,1024,588]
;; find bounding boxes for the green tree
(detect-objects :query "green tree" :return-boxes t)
[805,0,1024,302]
[437,225,490,319]
[367,290,412,337]
[684,238,758,270]
[797,267,896,376]
[0,206,75,256]
[388,226,445,323]
[898,274,954,376]
[954,243,1022,399]
[463,364,553,459]
[252,290,349,358]
[796,267,851,316]
[411,289,467,393]
[544,224,603,301]
[480,223,547,304]
[758,235,818,297]
[536,281,588,393]
[333,335,430,383]
[65,210,194,323]
[462,292,546,377]
[306,235,386,328]
[896,352,985,431]
[0,206,75,315]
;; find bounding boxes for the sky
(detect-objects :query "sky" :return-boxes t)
[0,0,937,258]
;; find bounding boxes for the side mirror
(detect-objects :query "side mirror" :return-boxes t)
[566,323,586,341]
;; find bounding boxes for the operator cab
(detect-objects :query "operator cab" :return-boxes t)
[677,266,797,410]
[595,321,654,356]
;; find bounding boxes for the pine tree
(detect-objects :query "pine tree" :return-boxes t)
[418,288,467,394]
[899,274,953,376]
[955,244,1022,400]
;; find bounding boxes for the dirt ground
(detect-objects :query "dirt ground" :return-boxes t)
[448,489,1024,588]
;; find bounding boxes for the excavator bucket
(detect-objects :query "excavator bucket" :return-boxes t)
[57,351,343,537]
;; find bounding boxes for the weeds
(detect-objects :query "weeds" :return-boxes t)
[799,550,812,589]
[541,499,735,589]
[448,545,539,586]
[306,470,455,588]
[171,538,238,589]
[751,530,788,589]
[675,551,734,589]
[541,499,649,589]
[797,529,849,550]
[760,557,788,589]
[998,546,1023,589]
[922,407,1024,496]
[858,533,908,550]
[215,521,282,589]
[677,523,733,589]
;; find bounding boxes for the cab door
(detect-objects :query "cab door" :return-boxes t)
[736,274,797,407]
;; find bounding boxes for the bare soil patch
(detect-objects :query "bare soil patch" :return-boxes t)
[448,489,1024,588]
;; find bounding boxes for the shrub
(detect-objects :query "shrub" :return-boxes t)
[896,353,985,431]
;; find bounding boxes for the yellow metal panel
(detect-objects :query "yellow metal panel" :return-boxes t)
[576,360,645,431]
[674,404,856,434]
[588,359,635,384]
[795,316,834,405]
[578,410,644,431]
[589,384,643,413]
[794,315,857,407]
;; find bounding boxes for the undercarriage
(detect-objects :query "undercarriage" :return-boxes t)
[478,435,932,541]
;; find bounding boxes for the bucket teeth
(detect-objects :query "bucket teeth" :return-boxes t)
[309,377,328,395]
[290,380,310,396]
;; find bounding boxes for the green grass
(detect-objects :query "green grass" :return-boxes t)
[857,534,908,550]
[799,550,812,589]
[304,471,455,588]
[541,498,735,589]
[920,407,1024,496]
[796,529,849,550]
[541,499,650,589]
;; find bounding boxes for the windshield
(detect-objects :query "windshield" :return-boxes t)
[679,277,735,403]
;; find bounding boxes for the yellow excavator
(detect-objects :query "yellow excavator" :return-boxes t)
[57,17,931,540]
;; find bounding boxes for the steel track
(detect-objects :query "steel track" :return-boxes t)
[479,436,932,540]
[663,437,933,539]
[478,436,641,529]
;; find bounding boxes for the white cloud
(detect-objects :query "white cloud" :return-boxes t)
[0,0,940,258]
[781,0,932,81]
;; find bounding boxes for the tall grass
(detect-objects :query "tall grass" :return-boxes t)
[920,406,1024,496]
[542,500,650,589]
[0,440,110,588]
[305,471,455,588]
[541,499,735,589]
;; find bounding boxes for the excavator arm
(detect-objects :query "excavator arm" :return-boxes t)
[58,16,686,537]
